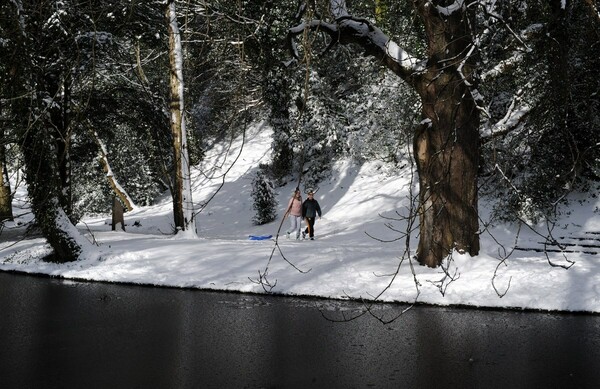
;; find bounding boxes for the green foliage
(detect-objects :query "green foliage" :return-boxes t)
[479,0,600,221]
[251,168,278,225]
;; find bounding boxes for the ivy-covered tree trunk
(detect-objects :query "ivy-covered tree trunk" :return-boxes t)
[41,71,73,220]
[3,0,86,262]
[22,128,83,262]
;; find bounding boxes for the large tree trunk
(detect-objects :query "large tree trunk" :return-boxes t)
[412,1,480,266]
[413,80,480,267]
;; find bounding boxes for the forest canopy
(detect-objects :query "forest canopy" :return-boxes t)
[1,0,599,266]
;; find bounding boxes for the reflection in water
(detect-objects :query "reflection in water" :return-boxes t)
[1,272,600,388]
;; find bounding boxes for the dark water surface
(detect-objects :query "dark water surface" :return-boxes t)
[1,271,600,389]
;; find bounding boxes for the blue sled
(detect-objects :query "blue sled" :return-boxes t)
[248,234,273,240]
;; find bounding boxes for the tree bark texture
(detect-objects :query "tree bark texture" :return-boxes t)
[0,127,13,221]
[413,87,480,267]
[411,1,480,266]
[0,157,13,222]
[167,1,186,231]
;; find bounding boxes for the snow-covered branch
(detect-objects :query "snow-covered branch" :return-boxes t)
[91,131,137,211]
[435,0,466,16]
[480,90,531,144]
[287,3,425,85]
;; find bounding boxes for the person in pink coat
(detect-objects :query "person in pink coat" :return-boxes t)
[284,188,303,239]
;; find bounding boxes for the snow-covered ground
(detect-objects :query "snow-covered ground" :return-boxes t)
[2,121,600,313]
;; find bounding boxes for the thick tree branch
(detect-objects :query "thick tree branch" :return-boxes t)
[287,16,426,88]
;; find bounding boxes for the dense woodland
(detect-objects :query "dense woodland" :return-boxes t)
[1,0,599,267]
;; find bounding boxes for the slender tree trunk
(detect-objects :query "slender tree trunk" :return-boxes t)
[91,130,136,211]
[166,0,195,234]
[0,145,13,221]
[0,119,12,220]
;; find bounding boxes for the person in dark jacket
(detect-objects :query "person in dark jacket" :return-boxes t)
[302,189,322,240]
